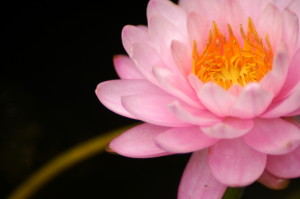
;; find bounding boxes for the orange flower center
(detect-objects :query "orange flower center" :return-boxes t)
[192,18,273,90]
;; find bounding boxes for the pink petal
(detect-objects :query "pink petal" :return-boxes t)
[208,138,267,186]
[148,15,187,59]
[198,82,236,117]
[187,12,209,51]
[121,25,150,56]
[278,49,300,99]
[171,40,192,77]
[168,101,221,126]
[281,8,299,53]
[228,84,243,96]
[147,0,187,33]
[289,0,300,18]
[266,146,300,178]
[216,0,247,38]
[200,118,253,139]
[257,3,282,50]
[96,79,164,118]
[289,0,300,17]
[244,118,300,155]
[259,44,289,97]
[153,66,201,108]
[230,83,274,119]
[109,123,171,158]
[287,107,300,116]
[189,74,235,105]
[121,94,189,127]
[258,170,290,190]
[179,0,220,22]
[178,150,227,199]
[113,55,143,79]
[262,82,300,118]
[131,41,166,84]
[273,0,292,10]
[288,0,300,48]
[188,74,203,92]
[155,126,218,153]
[238,0,271,22]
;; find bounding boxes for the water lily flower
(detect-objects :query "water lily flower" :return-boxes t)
[96,0,300,198]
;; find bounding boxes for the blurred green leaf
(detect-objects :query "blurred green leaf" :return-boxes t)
[286,187,300,199]
[222,187,244,199]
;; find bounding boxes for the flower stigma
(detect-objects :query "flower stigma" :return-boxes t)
[192,18,273,90]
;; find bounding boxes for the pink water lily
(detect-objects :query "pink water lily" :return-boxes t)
[96,0,300,198]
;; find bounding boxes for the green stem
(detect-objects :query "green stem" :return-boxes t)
[7,125,132,199]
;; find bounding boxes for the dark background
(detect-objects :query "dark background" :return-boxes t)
[1,0,300,198]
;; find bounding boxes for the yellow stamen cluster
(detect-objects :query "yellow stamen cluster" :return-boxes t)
[192,18,273,90]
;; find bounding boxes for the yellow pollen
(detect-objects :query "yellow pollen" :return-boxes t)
[192,18,273,90]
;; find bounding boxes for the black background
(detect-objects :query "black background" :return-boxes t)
[1,0,300,198]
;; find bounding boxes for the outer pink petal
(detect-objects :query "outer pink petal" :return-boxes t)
[287,107,300,116]
[259,44,289,97]
[155,126,218,153]
[147,0,187,33]
[244,118,300,155]
[198,82,236,117]
[153,66,201,108]
[257,3,282,50]
[121,94,189,127]
[148,15,187,65]
[266,146,300,178]
[200,118,253,139]
[96,79,165,118]
[169,101,221,126]
[178,150,227,199]
[113,55,143,79]
[109,123,171,158]
[208,138,267,186]
[131,41,166,84]
[262,82,300,118]
[230,83,274,119]
[121,25,150,56]
[278,49,300,99]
